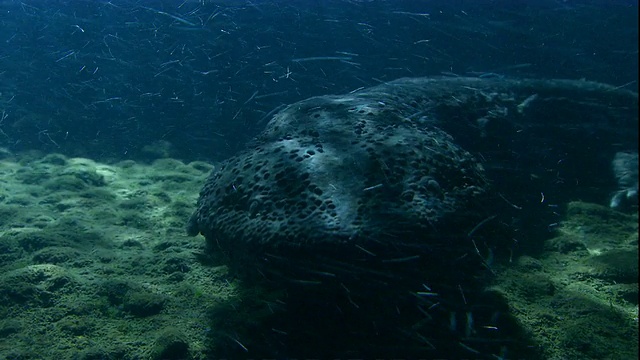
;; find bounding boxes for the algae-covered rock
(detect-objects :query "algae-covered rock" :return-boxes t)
[587,248,638,283]
[122,290,167,317]
[32,246,82,265]
[0,264,77,306]
[149,328,191,360]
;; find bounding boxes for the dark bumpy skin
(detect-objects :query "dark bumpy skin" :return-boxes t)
[187,97,488,250]
[187,77,637,358]
[188,77,637,259]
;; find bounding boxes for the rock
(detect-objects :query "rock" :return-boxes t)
[149,328,190,360]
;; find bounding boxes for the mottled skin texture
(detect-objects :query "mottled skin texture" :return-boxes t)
[188,77,637,258]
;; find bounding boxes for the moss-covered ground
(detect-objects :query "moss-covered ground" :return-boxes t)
[492,201,638,360]
[0,151,233,359]
[0,150,637,359]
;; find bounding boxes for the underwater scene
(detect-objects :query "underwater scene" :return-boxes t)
[0,0,637,359]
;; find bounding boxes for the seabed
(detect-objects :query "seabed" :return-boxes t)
[0,149,637,359]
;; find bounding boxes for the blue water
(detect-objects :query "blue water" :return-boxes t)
[0,0,636,161]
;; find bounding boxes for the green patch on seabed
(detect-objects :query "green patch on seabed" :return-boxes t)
[1,150,637,359]
[493,201,638,360]
[0,152,230,360]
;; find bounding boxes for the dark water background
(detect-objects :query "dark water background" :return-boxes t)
[0,0,637,162]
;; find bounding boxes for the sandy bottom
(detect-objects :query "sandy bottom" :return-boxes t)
[0,150,637,359]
